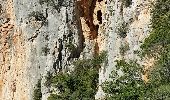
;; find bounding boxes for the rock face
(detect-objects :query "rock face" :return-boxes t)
[0,0,153,100]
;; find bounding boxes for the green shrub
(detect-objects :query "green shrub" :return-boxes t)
[141,0,170,56]
[44,71,53,87]
[117,22,128,38]
[42,45,50,56]
[119,43,130,55]
[102,60,144,100]
[121,0,132,7]
[103,59,170,100]
[65,43,77,52]
[28,11,47,26]
[92,51,108,66]
[140,0,170,89]
[47,52,107,100]
[33,79,42,100]
[28,11,46,21]
[39,0,64,12]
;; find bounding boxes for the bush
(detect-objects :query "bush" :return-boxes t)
[42,45,50,56]
[117,22,128,38]
[140,0,170,90]
[39,0,64,12]
[28,11,47,26]
[102,60,144,100]
[47,52,107,100]
[28,11,46,22]
[119,43,129,55]
[121,0,132,7]
[103,59,170,100]
[141,0,170,56]
[65,43,77,52]
[44,71,53,87]
[33,79,42,100]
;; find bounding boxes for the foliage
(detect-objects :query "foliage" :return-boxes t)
[28,11,46,21]
[119,43,130,55]
[117,22,128,38]
[65,43,77,52]
[140,1,170,98]
[47,51,107,100]
[102,60,145,100]
[28,11,47,26]
[141,0,170,56]
[42,45,50,56]
[92,51,108,66]
[103,1,170,99]
[39,0,64,12]
[121,0,132,7]
[33,79,42,100]
[44,71,53,87]
[103,59,170,100]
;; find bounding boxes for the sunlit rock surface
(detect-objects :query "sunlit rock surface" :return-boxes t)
[0,0,153,99]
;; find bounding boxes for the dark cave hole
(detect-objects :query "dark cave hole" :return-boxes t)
[98,0,103,2]
[97,10,102,24]
[96,25,99,33]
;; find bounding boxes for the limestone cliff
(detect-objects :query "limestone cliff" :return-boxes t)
[0,0,154,100]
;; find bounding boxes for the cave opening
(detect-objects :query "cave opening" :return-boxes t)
[97,10,102,24]
[98,0,103,2]
[77,0,99,40]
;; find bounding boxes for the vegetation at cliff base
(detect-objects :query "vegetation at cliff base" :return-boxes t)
[102,59,170,100]
[102,60,144,100]
[47,51,107,100]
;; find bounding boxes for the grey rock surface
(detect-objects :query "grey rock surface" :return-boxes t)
[0,0,153,100]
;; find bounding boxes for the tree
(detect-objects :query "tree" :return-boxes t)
[47,51,107,100]
[102,59,170,100]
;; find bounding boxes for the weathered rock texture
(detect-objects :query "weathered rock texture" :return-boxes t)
[0,0,154,100]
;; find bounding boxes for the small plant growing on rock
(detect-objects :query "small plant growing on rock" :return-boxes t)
[44,71,53,88]
[121,0,132,7]
[28,11,46,21]
[65,43,77,52]
[28,11,47,26]
[39,0,64,12]
[33,79,42,100]
[119,43,130,55]
[42,45,50,56]
[117,22,128,38]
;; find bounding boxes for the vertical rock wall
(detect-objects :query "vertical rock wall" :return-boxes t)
[0,0,80,99]
[96,0,153,99]
[0,0,154,100]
